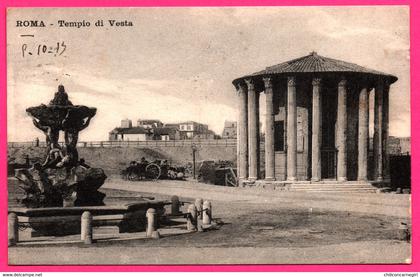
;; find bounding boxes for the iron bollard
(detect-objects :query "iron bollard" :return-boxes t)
[146,208,157,238]
[187,204,197,231]
[195,198,203,219]
[8,213,18,247]
[203,200,212,225]
[81,211,93,244]
[171,195,181,215]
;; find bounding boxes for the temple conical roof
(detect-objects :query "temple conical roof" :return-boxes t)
[233,52,397,85]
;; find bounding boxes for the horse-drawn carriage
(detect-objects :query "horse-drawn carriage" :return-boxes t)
[121,159,191,181]
[121,159,162,181]
[198,160,237,186]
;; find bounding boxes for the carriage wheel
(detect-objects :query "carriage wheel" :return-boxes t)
[145,164,161,180]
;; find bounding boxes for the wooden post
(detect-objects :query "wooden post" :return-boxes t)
[195,198,203,219]
[203,200,212,225]
[146,208,157,238]
[398,222,410,241]
[81,211,93,244]
[187,204,197,231]
[193,149,196,179]
[8,213,18,247]
[151,230,161,239]
[191,144,198,179]
[171,195,181,215]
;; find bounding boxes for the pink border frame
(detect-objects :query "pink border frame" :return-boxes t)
[0,0,417,272]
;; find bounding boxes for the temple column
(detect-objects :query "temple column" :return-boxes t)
[336,78,347,182]
[256,92,261,178]
[374,80,384,181]
[311,78,322,182]
[358,87,369,181]
[383,83,390,182]
[246,79,258,181]
[237,83,248,180]
[287,76,297,181]
[263,77,275,181]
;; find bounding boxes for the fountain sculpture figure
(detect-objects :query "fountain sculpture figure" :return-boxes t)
[15,85,107,208]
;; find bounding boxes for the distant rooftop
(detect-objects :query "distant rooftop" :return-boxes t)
[110,127,150,134]
[138,119,162,124]
[179,121,206,125]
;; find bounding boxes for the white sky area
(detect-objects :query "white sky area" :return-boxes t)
[7,7,410,142]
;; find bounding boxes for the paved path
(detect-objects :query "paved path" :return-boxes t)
[103,178,411,218]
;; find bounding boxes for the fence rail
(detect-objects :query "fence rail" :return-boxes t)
[8,139,238,148]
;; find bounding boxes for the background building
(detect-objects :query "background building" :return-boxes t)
[178,121,215,139]
[109,119,216,141]
[120,119,132,128]
[137,119,163,129]
[153,127,180,141]
[222,121,237,139]
[388,136,411,155]
[109,127,152,141]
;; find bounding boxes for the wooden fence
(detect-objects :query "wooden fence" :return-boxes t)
[8,139,238,148]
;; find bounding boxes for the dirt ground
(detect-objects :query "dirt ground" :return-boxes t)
[8,178,412,265]
[101,188,407,249]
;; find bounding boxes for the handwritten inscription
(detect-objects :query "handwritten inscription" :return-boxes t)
[22,41,66,58]
[16,18,133,59]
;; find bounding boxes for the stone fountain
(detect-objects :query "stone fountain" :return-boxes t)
[15,85,107,208]
[10,85,168,238]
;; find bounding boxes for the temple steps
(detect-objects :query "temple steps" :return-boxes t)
[243,180,387,193]
[288,183,379,193]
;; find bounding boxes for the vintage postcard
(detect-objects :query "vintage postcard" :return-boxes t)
[6,7,411,265]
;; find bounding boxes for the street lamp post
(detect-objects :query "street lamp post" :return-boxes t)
[192,143,198,179]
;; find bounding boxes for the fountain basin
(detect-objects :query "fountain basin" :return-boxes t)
[26,104,96,129]
[9,200,169,237]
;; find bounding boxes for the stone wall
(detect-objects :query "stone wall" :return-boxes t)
[8,144,237,176]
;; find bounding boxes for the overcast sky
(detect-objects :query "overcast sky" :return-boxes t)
[7,6,409,141]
